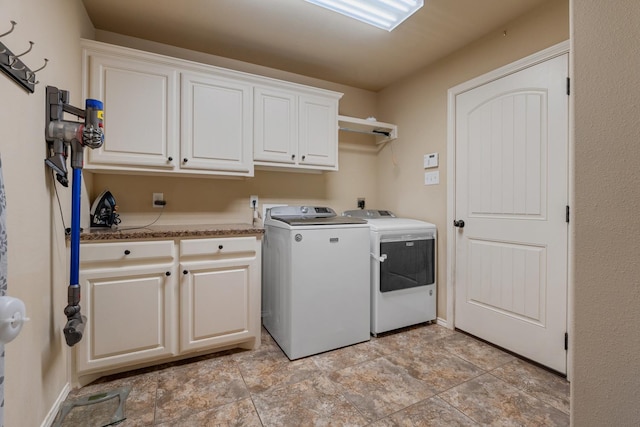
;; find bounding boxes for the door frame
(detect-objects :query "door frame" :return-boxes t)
[446,40,572,376]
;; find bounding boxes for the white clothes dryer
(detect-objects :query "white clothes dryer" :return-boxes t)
[343,209,437,335]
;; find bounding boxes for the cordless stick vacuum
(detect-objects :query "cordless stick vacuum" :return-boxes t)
[45,86,104,347]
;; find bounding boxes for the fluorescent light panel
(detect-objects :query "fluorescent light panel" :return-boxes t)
[305,0,423,31]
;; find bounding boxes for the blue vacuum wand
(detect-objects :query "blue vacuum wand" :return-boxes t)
[45,86,104,347]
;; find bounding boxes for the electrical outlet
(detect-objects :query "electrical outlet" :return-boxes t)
[357,198,365,209]
[249,195,259,208]
[152,192,164,208]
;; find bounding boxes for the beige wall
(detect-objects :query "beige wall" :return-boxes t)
[376,0,569,319]
[0,1,94,426]
[11,1,633,425]
[89,32,382,227]
[571,0,640,424]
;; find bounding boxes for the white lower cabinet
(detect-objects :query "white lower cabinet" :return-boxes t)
[77,262,177,373]
[179,237,259,352]
[77,236,261,379]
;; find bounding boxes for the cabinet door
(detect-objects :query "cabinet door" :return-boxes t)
[181,72,253,175]
[76,264,176,374]
[299,94,339,168]
[253,86,298,164]
[85,52,179,169]
[179,258,256,353]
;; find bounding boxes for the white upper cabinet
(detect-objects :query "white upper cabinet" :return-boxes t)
[299,94,339,168]
[253,86,298,164]
[254,86,341,171]
[82,39,342,176]
[181,72,253,175]
[84,51,179,169]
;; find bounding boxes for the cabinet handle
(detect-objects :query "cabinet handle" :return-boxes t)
[291,154,295,160]
[218,245,224,250]
[183,270,188,275]
[183,158,188,163]
[124,250,131,255]
[302,155,306,161]
[165,271,171,276]
[168,156,173,162]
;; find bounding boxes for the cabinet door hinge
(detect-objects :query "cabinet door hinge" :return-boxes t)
[564,332,569,350]
[566,77,571,95]
[566,205,570,223]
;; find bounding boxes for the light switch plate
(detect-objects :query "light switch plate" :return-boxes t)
[424,152,439,168]
[424,171,440,185]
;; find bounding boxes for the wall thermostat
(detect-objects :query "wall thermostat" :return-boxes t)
[424,153,438,169]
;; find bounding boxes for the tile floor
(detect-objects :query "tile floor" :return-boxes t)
[58,323,570,426]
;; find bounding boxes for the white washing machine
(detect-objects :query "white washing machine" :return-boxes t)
[262,206,371,359]
[344,209,437,335]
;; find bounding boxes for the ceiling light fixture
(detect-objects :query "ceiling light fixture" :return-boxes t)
[305,0,424,31]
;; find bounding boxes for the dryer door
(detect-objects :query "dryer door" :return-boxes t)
[379,237,434,292]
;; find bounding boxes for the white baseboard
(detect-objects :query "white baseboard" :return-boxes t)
[41,383,71,427]
[436,317,449,328]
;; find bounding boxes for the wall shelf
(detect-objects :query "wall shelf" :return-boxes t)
[338,115,397,144]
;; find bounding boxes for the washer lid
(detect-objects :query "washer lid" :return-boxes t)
[269,205,367,226]
[275,216,368,226]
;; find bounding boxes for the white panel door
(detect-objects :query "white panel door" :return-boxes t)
[454,54,569,373]
[181,72,253,174]
[179,260,253,353]
[77,265,176,373]
[86,53,179,168]
[299,94,338,168]
[254,86,298,164]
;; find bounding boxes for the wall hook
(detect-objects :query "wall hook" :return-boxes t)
[9,41,34,65]
[10,62,25,71]
[26,58,48,84]
[0,21,17,39]
[0,22,38,93]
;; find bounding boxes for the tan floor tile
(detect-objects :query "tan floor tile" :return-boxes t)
[371,396,479,427]
[439,373,570,426]
[155,398,261,427]
[435,333,515,370]
[385,346,485,392]
[238,354,320,394]
[155,357,249,424]
[399,323,458,342]
[329,357,435,422]
[312,340,385,372]
[252,374,369,426]
[59,326,570,426]
[232,334,289,367]
[491,359,570,414]
[367,324,453,356]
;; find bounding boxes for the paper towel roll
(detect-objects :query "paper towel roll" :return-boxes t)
[0,296,28,344]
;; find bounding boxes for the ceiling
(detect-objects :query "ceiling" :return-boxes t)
[81,0,550,91]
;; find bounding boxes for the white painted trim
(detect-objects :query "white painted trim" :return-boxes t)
[446,40,570,333]
[436,317,448,328]
[41,382,71,427]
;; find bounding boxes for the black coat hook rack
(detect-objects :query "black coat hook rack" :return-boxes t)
[0,20,48,94]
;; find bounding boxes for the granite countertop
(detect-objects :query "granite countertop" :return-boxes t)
[80,223,264,241]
